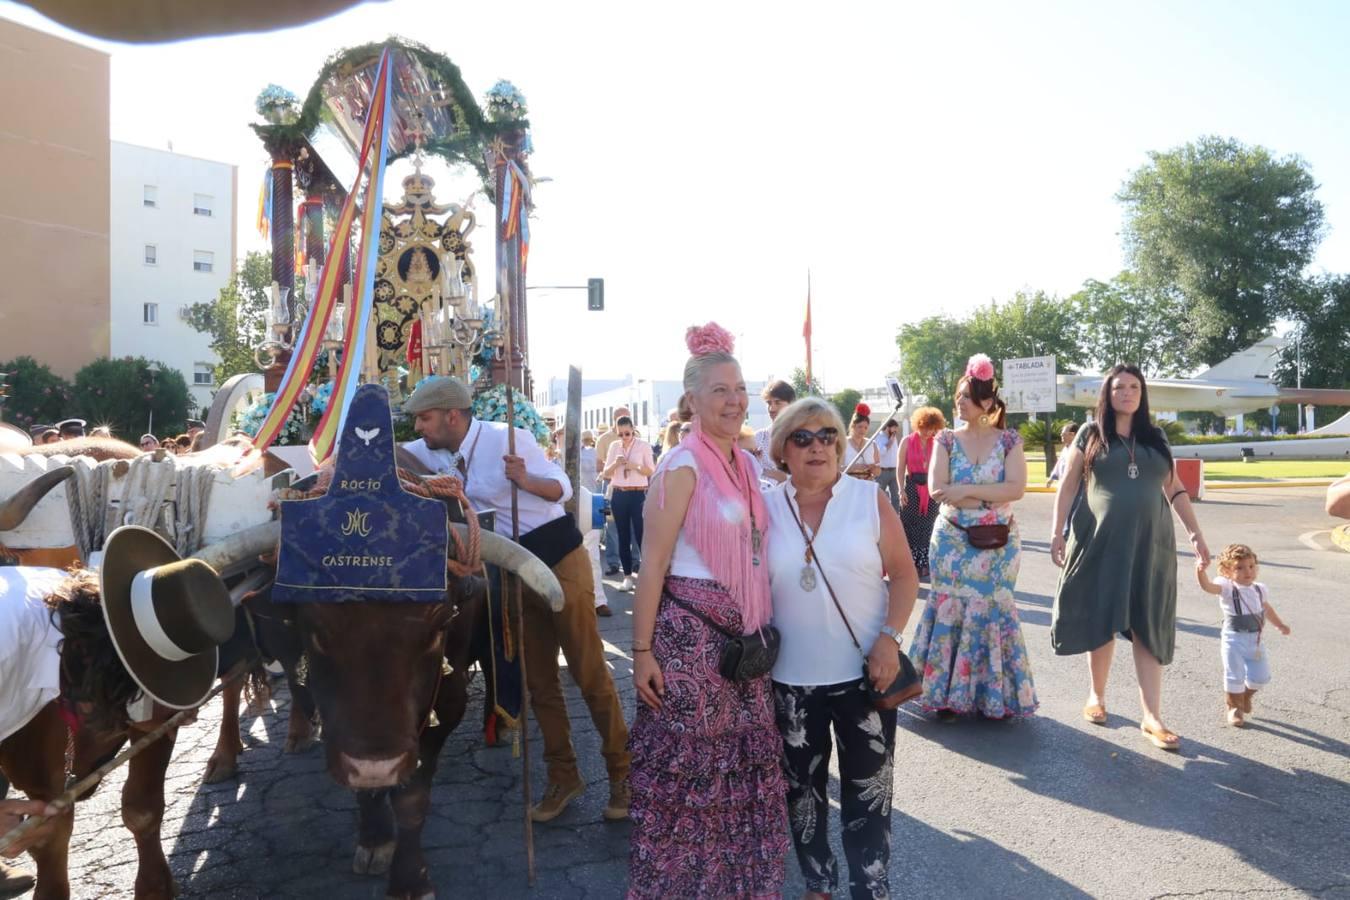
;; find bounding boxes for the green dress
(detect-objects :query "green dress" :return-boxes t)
[1051,426,1178,664]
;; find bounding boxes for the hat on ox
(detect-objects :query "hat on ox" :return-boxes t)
[404,376,472,414]
[99,525,234,709]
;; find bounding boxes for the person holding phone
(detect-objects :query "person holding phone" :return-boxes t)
[601,416,654,592]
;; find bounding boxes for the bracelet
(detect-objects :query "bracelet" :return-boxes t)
[1169,488,1188,503]
[632,645,652,653]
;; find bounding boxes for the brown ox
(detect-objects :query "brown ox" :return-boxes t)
[226,515,562,899]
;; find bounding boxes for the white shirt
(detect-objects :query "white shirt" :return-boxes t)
[765,476,889,685]
[0,567,67,742]
[401,437,456,475]
[843,438,880,471]
[659,448,715,580]
[1215,576,1269,620]
[457,418,572,537]
[579,446,599,494]
[874,431,900,468]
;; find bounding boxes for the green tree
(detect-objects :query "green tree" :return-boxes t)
[966,290,1085,372]
[830,388,862,427]
[1071,273,1187,375]
[1273,275,1350,425]
[897,316,975,408]
[184,250,272,383]
[0,356,74,432]
[72,357,191,438]
[789,367,823,398]
[1118,136,1325,367]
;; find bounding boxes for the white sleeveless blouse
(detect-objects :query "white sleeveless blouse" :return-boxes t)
[765,476,889,685]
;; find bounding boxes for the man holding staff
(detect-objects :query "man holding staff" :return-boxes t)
[405,377,631,823]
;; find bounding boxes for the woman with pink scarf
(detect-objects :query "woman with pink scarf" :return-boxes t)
[627,323,788,899]
[897,405,947,580]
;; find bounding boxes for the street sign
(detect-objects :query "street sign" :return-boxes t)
[1002,355,1058,414]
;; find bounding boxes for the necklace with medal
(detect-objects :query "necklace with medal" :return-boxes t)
[785,488,827,591]
[1118,434,1139,479]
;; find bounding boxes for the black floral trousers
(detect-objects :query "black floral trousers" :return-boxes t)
[773,678,897,900]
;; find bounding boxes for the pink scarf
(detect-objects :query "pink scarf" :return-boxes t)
[652,421,772,633]
[907,433,932,515]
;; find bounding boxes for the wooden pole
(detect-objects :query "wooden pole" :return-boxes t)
[564,366,582,522]
[499,272,535,886]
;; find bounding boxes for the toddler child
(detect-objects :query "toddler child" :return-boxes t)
[1196,544,1290,727]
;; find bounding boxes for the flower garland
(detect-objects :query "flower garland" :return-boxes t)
[255,84,301,125]
[235,392,307,445]
[471,383,550,446]
[485,80,528,122]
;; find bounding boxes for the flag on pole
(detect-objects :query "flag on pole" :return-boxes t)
[308,51,396,464]
[249,49,392,457]
[803,271,813,391]
[256,170,272,239]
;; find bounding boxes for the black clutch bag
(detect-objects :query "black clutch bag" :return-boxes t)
[666,592,779,682]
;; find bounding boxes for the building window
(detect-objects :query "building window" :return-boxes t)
[143,302,158,325]
[193,363,213,386]
[143,185,157,208]
[193,250,214,273]
[144,244,157,265]
[193,193,213,217]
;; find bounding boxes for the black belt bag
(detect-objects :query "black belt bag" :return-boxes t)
[908,472,928,486]
[666,592,779,682]
[519,515,584,569]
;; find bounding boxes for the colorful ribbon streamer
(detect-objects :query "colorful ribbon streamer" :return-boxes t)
[250,49,392,456]
[308,51,395,464]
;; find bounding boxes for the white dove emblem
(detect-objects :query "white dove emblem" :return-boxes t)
[355,426,380,446]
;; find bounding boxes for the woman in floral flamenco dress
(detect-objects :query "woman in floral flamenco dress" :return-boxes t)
[908,354,1038,719]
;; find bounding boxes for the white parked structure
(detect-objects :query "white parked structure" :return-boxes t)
[110,141,237,413]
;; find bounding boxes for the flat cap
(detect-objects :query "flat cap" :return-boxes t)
[28,423,53,437]
[404,377,472,414]
[56,418,86,434]
[186,419,205,430]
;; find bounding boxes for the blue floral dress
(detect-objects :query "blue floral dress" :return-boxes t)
[908,429,1038,717]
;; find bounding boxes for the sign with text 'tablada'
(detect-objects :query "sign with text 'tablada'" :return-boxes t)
[273,384,449,602]
[1002,355,1058,415]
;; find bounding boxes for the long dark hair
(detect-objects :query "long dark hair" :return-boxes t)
[955,374,1007,430]
[1084,364,1172,476]
[47,568,142,732]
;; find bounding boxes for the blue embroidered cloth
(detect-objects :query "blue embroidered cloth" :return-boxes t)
[273,384,449,602]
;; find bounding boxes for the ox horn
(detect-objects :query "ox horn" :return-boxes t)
[454,525,564,613]
[0,465,75,532]
[191,520,565,612]
[192,520,281,574]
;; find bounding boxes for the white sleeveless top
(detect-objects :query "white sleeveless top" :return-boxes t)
[661,449,716,580]
[765,475,888,685]
[0,566,67,742]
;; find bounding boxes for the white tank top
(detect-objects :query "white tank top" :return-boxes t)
[661,450,716,580]
[765,476,888,685]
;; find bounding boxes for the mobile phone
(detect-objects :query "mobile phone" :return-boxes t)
[885,375,904,406]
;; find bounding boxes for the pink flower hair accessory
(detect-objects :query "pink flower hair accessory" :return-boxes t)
[966,353,995,382]
[685,322,736,357]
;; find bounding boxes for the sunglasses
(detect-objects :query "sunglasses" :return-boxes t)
[788,427,838,448]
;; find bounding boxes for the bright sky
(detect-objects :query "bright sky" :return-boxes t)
[5,0,1350,391]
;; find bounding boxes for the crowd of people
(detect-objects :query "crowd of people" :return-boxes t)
[23,417,208,454]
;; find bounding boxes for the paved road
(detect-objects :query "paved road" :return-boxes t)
[16,487,1350,898]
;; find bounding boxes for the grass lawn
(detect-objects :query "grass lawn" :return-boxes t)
[1202,460,1346,481]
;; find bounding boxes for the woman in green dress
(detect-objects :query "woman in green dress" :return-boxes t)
[1050,365,1211,751]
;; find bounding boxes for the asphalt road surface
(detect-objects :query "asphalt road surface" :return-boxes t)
[14,487,1350,899]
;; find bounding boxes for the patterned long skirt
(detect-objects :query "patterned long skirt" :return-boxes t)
[907,518,1038,718]
[627,576,789,899]
[899,476,940,573]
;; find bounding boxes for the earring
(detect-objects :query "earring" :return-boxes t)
[978,414,991,426]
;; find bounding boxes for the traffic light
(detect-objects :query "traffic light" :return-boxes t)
[587,277,604,311]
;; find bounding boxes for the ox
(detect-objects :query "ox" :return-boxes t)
[211,514,563,900]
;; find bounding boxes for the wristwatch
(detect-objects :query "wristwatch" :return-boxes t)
[879,625,903,648]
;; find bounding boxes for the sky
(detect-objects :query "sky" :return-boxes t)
[5,0,1350,392]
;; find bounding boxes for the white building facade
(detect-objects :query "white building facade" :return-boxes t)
[109,141,237,412]
[539,376,769,444]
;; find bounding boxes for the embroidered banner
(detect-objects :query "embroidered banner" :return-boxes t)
[273,384,449,603]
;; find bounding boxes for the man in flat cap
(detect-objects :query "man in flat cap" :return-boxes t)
[403,377,630,824]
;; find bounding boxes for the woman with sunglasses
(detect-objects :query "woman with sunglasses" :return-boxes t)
[601,416,654,593]
[627,323,787,899]
[764,397,918,900]
[843,403,881,480]
[897,406,947,579]
[908,354,1037,720]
